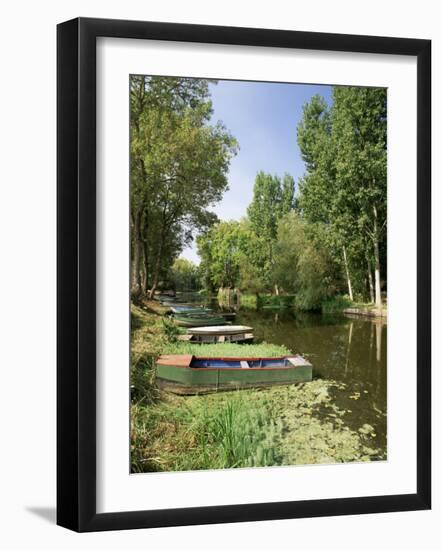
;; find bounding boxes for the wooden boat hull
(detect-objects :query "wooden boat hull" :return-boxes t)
[156,354,312,394]
[187,325,252,335]
[174,316,228,327]
[169,306,212,314]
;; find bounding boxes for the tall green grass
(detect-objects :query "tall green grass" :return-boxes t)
[206,396,281,468]
[131,379,387,473]
[131,391,282,472]
[130,355,159,405]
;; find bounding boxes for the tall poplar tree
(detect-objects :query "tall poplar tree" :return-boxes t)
[331,87,387,307]
[247,171,295,293]
[297,88,387,306]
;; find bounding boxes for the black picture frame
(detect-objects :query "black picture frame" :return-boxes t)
[57,17,431,532]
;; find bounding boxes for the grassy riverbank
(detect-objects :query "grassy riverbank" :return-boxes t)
[237,293,387,317]
[130,302,386,472]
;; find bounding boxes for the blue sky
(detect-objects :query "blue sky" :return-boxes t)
[182,79,333,263]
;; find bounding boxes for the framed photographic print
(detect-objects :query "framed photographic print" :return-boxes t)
[57,17,431,532]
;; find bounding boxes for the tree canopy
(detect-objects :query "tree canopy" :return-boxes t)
[130,75,238,297]
[130,78,387,311]
[297,87,387,305]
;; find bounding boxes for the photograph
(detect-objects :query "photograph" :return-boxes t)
[0,0,434,541]
[129,74,387,473]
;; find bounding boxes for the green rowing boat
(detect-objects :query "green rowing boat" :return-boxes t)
[174,314,228,327]
[156,354,312,394]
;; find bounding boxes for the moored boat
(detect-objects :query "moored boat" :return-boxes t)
[174,314,228,327]
[219,311,236,320]
[178,325,254,343]
[158,295,177,303]
[156,354,312,394]
[169,305,212,314]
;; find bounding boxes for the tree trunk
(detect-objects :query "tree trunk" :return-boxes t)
[142,238,149,294]
[131,210,143,296]
[274,284,279,296]
[148,205,169,299]
[342,245,354,301]
[366,254,374,304]
[373,205,382,309]
[149,240,164,299]
[141,211,150,294]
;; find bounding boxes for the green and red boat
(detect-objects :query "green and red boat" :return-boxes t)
[173,313,229,327]
[168,305,213,314]
[156,354,312,394]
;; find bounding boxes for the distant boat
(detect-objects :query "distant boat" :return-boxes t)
[169,305,212,314]
[219,311,236,320]
[178,325,254,343]
[157,295,176,303]
[174,313,229,327]
[170,306,235,320]
[154,290,176,299]
[156,354,313,394]
[159,298,190,306]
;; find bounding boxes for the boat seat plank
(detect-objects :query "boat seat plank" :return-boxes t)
[157,354,193,367]
[287,356,312,367]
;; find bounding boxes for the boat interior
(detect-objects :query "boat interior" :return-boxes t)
[190,357,296,369]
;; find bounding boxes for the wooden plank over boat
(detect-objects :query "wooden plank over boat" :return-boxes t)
[155,354,312,394]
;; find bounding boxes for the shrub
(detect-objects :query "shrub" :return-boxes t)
[321,295,353,313]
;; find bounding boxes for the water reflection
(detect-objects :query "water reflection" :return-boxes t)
[176,293,387,451]
[236,309,387,449]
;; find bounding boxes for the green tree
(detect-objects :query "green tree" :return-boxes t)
[130,75,238,297]
[273,212,336,310]
[296,95,354,298]
[169,258,201,292]
[297,88,387,305]
[247,171,295,293]
[197,220,250,289]
[331,87,387,307]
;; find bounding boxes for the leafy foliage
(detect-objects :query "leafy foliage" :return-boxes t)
[297,87,387,304]
[130,75,238,296]
[247,172,295,290]
[273,212,337,310]
[168,258,201,292]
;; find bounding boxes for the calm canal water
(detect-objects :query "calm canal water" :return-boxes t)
[236,309,387,451]
[180,293,387,452]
